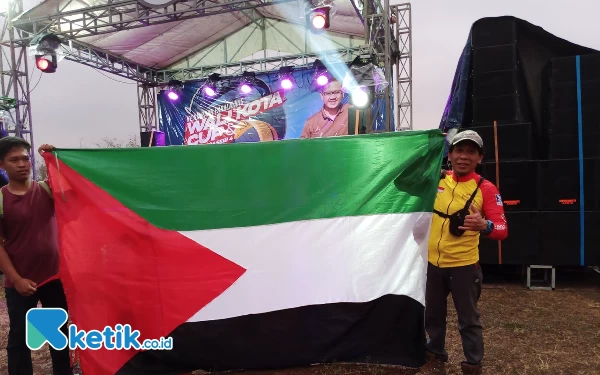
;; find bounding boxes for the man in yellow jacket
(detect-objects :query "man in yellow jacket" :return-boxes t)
[422,130,508,375]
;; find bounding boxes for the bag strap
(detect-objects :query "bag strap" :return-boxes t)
[433,177,485,219]
[463,177,484,211]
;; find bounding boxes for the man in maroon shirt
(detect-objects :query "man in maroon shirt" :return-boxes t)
[0,137,72,375]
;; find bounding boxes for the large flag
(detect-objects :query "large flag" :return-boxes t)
[43,129,445,375]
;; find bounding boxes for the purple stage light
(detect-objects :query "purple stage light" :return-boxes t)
[281,78,293,89]
[204,86,216,96]
[316,75,328,86]
[167,91,179,100]
[240,84,252,93]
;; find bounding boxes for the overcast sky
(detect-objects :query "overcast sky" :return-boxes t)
[17,0,600,148]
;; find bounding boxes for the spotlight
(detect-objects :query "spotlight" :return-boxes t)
[239,71,256,94]
[281,79,292,89]
[316,74,329,86]
[278,66,294,90]
[307,7,330,33]
[204,86,216,96]
[35,55,56,73]
[164,79,183,101]
[351,87,371,109]
[240,84,252,94]
[202,73,220,97]
[30,33,62,73]
[36,57,49,70]
[312,14,326,29]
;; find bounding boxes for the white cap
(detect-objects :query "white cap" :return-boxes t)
[450,130,484,149]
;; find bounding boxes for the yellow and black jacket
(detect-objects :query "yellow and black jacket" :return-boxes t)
[428,170,508,268]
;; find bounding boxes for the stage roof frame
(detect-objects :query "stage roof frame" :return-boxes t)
[0,0,412,176]
[10,0,368,82]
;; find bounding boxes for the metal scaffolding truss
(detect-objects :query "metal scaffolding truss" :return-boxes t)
[10,0,297,43]
[0,0,37,176]
[1,0,412,145]
[157,47,362,82]
[393,2,412,131]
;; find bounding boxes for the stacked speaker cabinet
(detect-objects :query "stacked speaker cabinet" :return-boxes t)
[471,17,531,126]
[459,18,600,267]
[140,131,166,147]
[469,122,535,162]
[542,54,600,159]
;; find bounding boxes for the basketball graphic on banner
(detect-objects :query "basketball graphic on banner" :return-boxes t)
[234,120,279,143]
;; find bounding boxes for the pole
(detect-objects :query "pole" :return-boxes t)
[493,120,501,264]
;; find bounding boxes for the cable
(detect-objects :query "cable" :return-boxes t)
[90,65,137,85]
[29,69,43,94]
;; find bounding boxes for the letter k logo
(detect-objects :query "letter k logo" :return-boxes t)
[26,308,69,350]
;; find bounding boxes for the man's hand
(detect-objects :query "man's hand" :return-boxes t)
[38,144,55,156]
[14,277,37,296]
[458,204,489,232]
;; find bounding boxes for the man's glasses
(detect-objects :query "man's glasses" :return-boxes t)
[321,90,343,97]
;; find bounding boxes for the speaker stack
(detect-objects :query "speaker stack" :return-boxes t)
[461,17,600,267]
[140,130,166,147]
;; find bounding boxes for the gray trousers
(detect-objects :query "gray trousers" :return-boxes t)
[424,262,484,365]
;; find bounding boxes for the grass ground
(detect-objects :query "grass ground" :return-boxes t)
[1,266,599,375]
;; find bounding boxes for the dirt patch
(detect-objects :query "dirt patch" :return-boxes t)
[1,272,599,375]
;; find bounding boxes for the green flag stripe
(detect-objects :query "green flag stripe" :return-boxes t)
[54,130,445,231]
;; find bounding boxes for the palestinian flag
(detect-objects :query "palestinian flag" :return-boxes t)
[43,130,445,375]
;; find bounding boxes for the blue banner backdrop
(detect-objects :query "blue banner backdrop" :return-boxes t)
[157,64,388,145]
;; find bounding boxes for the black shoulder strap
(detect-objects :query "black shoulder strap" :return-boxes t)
[433,177,484,219]
[464,177,484,210]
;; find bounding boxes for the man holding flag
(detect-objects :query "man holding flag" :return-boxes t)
[422,130,508,375]
[0,137,71,375]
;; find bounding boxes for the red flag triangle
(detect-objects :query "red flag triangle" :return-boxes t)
[44,153,246,375]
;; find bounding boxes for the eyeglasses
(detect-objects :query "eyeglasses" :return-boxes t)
[321,90,343,97]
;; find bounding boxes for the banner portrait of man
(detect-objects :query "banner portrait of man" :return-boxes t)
[300,79,350,139]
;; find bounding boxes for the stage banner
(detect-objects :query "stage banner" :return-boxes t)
[43,129,444,375]
[157,64,389,145]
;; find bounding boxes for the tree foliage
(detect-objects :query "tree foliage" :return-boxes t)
[35,133,139,180]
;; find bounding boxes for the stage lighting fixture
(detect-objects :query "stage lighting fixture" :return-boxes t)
[351,87,371,109]
[307,7,330,33]
[239,71,256,94]
[30,33,62,73]
[240,84,252,93]
[164,80,183,101]
[278,67,294,90]
[35,54,58,73]
[316,74,329,86]
[202,73,220,97]
[203,86,216,96]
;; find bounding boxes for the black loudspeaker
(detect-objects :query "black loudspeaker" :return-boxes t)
[472,95,529,125]
[470,19,530,125]
[548,132,600,159]
[479,211,540,265]
[469,123,534,161]
[543,54,600,159]
[584,211,600,266]
[538,158,600,211]
[471,17,516,48]
[538,211,600,266]
[140,131,166,147]
[472,44,518,74]
[482,160,539,211]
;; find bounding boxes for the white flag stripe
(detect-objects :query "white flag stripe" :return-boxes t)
[181,212,432,323]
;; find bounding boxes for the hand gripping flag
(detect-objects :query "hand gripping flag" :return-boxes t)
[43,130,445,375]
